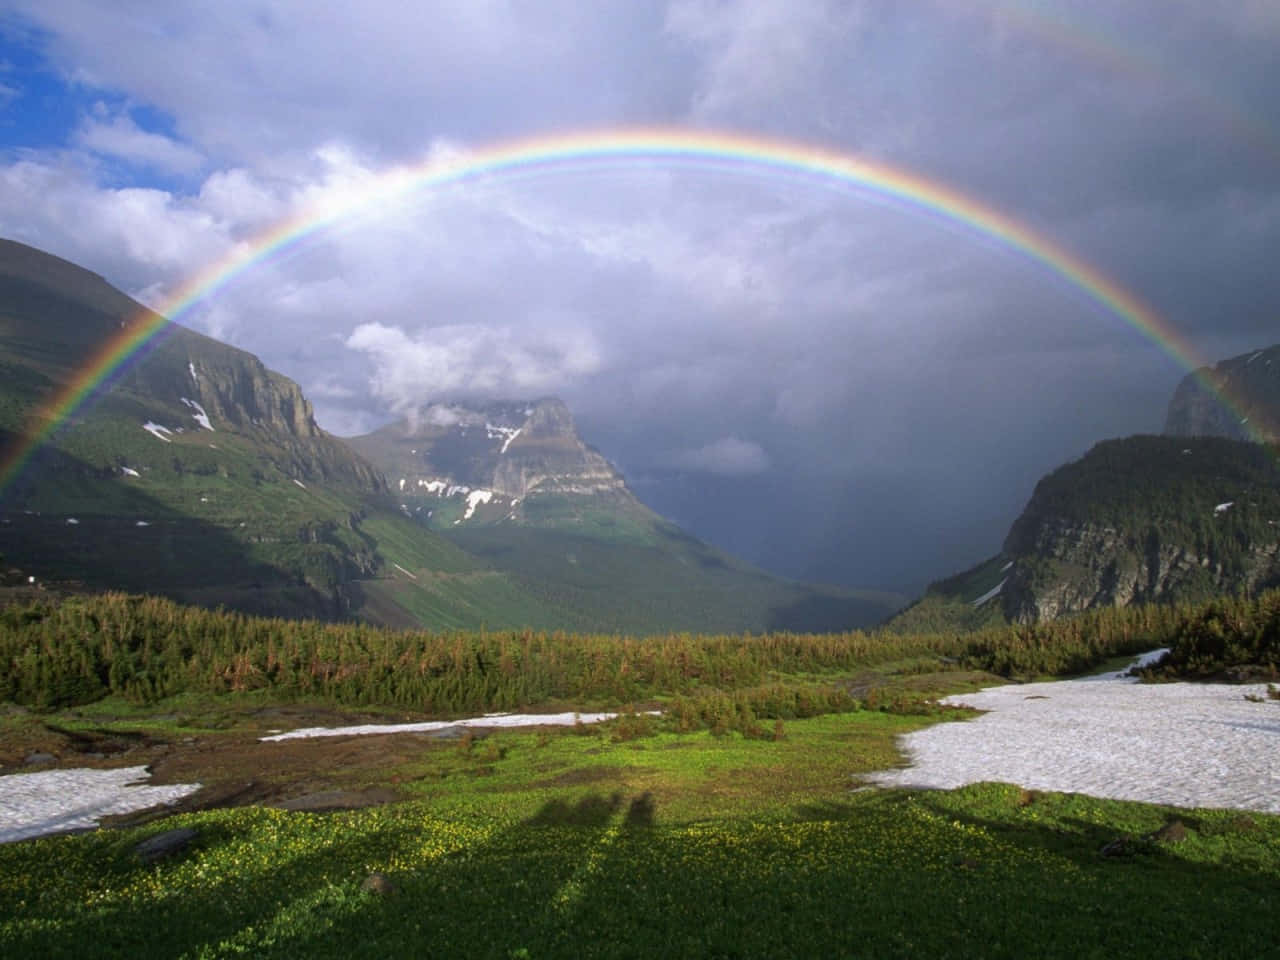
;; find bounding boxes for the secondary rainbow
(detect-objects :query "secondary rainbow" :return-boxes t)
[0,127,1250,493]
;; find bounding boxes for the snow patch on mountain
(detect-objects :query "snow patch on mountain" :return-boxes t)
[972,578,1007,607]
[461,489,494,521]
[180,397,214,431]
[486,422,522,453]
[142,421,173,442]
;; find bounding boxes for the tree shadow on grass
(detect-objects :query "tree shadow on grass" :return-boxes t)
[11,786,1276,960]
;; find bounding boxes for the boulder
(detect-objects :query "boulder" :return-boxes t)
[361,872,397,896]
[135,827,199,864]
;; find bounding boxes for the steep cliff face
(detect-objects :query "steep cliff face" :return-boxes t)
[147,332,386,492]
[0,245,382,493]
[491,400,628,500]
[998,436,1280,623]
[1165,343,1280,442]
[347,397,634,524]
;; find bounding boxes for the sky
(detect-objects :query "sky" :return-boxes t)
[0,1,1276,594]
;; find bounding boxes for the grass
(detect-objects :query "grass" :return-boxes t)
[1,772,1275,959]
[2,599,1278,957]
[3,668,1279,958]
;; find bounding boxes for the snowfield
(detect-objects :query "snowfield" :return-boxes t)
[142,421,173,442]
[0,767,200,843]
[867,650,1280,812]
[261,711,632,742]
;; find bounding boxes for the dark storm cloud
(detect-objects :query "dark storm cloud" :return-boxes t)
[0,1,1276,592]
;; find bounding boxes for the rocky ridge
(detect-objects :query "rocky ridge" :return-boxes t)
[1164,343,1280,443]
[998,436,1280,622]
[348,397,633,525]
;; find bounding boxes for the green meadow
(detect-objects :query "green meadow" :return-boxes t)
[1,588,1278,958]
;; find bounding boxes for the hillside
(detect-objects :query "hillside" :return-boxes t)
[0,239,898,634]
[1165,342,1280,442]
[349,399,904,633]
[0,238,572,627]
[891,435,1280,629]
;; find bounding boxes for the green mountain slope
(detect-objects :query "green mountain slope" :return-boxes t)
[0,238,564,627]
[888,434,1280,630]
[0,238,900,634]
[348,400,904,633]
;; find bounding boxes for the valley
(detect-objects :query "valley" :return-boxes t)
[0,239,1277,959]
[2,5,1279,958]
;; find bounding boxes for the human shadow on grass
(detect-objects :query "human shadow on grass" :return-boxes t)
[228,791,664,959]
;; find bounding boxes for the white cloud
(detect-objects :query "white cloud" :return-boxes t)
[344,320,605,414]
[75,108,205,175]
[197,168,285,226]
[669,436,771,475]
[0,157,230,277]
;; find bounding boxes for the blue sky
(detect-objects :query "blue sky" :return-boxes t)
[0,1,1276,591]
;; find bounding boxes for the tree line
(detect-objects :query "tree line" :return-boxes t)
[1,588,1276,712]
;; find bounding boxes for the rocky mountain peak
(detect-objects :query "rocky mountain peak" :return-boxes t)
[347,396,633,521]
[1164,343,1280,442]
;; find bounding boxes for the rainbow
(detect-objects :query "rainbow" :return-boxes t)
[974,2,1280,165]
[0,127,1256,494]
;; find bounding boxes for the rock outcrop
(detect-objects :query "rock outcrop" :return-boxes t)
[998,436,1280,623]
[1165,343,1280,443]
[347,397,635,523]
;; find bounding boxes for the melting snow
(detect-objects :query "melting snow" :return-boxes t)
[65,518,79,525]
[188,361,198,380]
[460,489,494,521]
[392,562,418,580]
[971,578,1007,607]
[135,521,150,527]
[398,478,405,492]
[0,766,201,843]
[1000,560,1013,573]
[142,421,173,442]
[262,711,645,742]
[445,484,471,498]
[180,398,214,431]
[421,479,447,494]
[121,467,140,477]
[866,650,1280,812]
[1247,351,1263,364]
[292,479,306,489]
[1215,501,1235,515]
[486,422,522,453]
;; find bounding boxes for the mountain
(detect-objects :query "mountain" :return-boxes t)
[0,238,899,634]
[348,400,905,634]
[347,397,636,529]
[889,435,1280,630]
[1164,343,1280,442]
[0,238,571,627]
